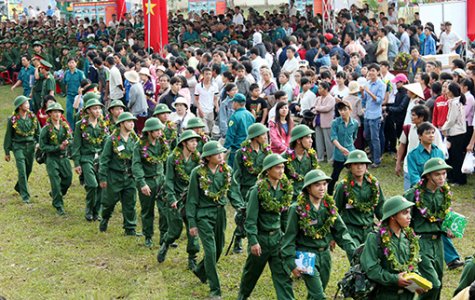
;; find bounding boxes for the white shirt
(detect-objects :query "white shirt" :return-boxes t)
[108,20,119,28]
[300,90,317,112]
[170,111,196,130]
[195,81,219,114]
[330,85,349,100]
[232,13,244,25]
[251,56,268,82]
[382,72,396,104]
[282,56,299,86]
[440,31,461,54]
[109,65,124,100]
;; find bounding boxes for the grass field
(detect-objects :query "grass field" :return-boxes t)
[0,84,473,300]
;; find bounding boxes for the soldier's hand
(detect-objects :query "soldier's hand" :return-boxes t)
[397,272,410,287]
[75,166,82,175]
[141,185,152,196]
[250,244,261,257]
[100,181,108,189]
[291,267,303,278]
[5,155,10,162]
[189,227,198,237]
[170,201,178,209]
[329,240,336,251]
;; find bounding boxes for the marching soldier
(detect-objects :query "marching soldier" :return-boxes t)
[3,95,40,204]
[153,104,178,148]
[185,117,209,153]
[39,103,73,215]
[105,100,126,133]
[132,118,169,247]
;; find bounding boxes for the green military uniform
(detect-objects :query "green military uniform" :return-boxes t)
[281,170,356,300]
[334,150,384,245]
[454,256,475,296]
[106,100,126,134]
[231,123,271,253]
[132,118,169,247]
[404,158,453,300]
[39,103,73,215]
[361,196,419,299]
[153,104,178,149]
[237,154,294,300]
[186,141,244,298]
[281,125,319,197]
[72,98,109,221]
[3,96,40,203]
[31,71,45,115]
[185,117,209,153]
[99,112,139,235]
[158,130,201,267]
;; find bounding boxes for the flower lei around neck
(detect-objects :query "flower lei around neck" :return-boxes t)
[296,192,338,239]
[139,132,169,164]
[257,174,293,213]
[198,131,209,143]
[285,148,319,181]
[198,163,232,202]
[164,121,178,142]
[414,179,452,223]
[111,130,138,160]
[45,118,72,144]
[379,225,421,272]
[343,172,380,213]
[173,146,200,183]
[80,116,109,145]
[240,140,272,175]
[11,111,38,137]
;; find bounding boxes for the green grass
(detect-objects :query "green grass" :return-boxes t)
[0,84,473,299]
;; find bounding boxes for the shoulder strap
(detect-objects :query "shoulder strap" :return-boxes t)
[403,124,411,138]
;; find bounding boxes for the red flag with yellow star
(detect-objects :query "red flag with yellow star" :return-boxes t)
[143,0,168,52]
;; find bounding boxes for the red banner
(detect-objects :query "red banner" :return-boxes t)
[116,0,126,20]
[143,0,168,53]
[468,0,475,41]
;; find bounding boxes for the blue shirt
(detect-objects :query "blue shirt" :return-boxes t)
[218,96,235,137]
[423,35,436,56]
[224,107,255,152]
[18,65,35,96]
[407,143,444,186]
[330,117,358,162]
[63,68,85,97]
[363,79,385,120]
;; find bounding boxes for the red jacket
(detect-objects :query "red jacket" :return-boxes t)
[432,95,449,128]
[269,119,293,154]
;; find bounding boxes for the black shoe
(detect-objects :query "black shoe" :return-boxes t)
[233,238,243,254]
[157,243,169,263]
[192,267,207,284]
[448,259,464,270]
[99,219,108,232]
[124,230,138,236]
[93,215,102,221]
[85,214,94,222]
[170,242,178,248]
[188,257,197,270]
[145,237,153,248]
[56,207,66,216]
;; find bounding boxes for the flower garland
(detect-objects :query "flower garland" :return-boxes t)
[199,131,209,144]
[164,121,178,142]
[285,148,319,181]
[173,147,200,183]
[80,117,109,146]
[111,130,139,160]
[45,118,72,145]
[11,111,38,137]
[257,174,293,213]
[379,225,421,272]
[139,132,169,164]
[342,172,380,213]
[198,163,232,202]
[240,140,272,175]
[296,193,338,239]
[414,179,452,223]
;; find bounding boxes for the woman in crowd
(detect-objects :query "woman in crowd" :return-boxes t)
[314,81,336,162]
[269,101,294,154]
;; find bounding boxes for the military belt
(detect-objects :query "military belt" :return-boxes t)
[259,229,281,236]
[418,233,441,240]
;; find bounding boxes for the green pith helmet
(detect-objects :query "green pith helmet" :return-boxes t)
[302,169,332,189]
[232,93,246,103]
[108,100,126,111]
[261,154,287,173]
[247,123,269,140]
[84,98,103,110]
[421,158,452,177]
[290,124,315,143]
[14,95,30,110]
[142,118,164,132]
[45,103,64,113]
[201,141,227,158]
[381,195,414,221]
[344,150,372,166]
[116,112,137,124]
[178,130,201,145]
[186,117,206,129]
[153,103,172,115]
[83,92,101,103]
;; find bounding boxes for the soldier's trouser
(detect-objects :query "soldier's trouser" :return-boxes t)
[162,204,200,257]
[238,230,294,300]
[347,223,373,246]
[301,248,332,300]
[156,191,168,244]
[372,287,415,300]
[82,158,101,217]
[13,142,35,202]
[138,177,159,239]
[418,237,444,300]
[234,185,252,239]
[45,155,72,209]
[101,171,137,231]
[194,206,226,296]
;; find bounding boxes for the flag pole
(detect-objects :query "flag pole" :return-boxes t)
[147,0,151,52]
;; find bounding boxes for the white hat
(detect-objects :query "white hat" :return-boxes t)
[356,77,368,87]
[172,97,189,109]
[139,67,151,78]
[453,68,467,78]
[124,70,140,83]
[348,81,360,94]
[157,65,166,72]
[403,82,424,99]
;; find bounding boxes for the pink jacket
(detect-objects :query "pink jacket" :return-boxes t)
[269,120,292,154]
[314,94,335,128]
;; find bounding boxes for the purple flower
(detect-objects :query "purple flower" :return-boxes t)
[344,192,349,197]
[420,207,427,215]
[415,189,420,196]
[331,209,336,215]
[297,206,302,210]
[380,227,387,235]
[242,155,247,161]
[302,212,308,218]
[175,160,179,165]
[241,147,246,152]
[82,132,87,138]
[383,247,389,256]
